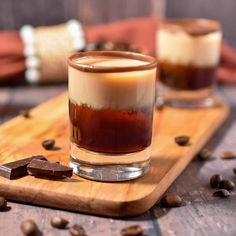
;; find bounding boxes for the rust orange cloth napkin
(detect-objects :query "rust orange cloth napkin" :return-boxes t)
[0,17,236,84]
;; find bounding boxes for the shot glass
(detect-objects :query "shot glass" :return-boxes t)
[68,51,157,181]
[156,18,222,108]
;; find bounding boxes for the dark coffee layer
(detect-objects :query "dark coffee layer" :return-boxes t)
[159,61,217,90]
[69,101,153,154]
[160,18,220,36]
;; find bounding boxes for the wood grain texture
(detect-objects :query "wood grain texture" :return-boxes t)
[0,92,229,217]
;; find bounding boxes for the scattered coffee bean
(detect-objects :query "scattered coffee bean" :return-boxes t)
[0,196,7,211]
[219,179,235,191]
[50,216,69,229]
[175,135,190,146]
[221,151,236,160]
[160,192,183,208]
[213,189,230,198]
[233,168,236,175]
[42,139,55,150]
[121,225,143,236]
[20,219,39,236]
[210,174,223,188]
[19,110,30,118]
[197,148,212,161]
[69,224,86,236]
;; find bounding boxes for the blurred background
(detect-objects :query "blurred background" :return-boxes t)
[0,0,235,46]
[0,0,236,122]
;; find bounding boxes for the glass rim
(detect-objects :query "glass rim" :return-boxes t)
[160,18,221,33]
[68,51,157,73]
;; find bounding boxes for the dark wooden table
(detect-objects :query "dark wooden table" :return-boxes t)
[0,84,235,236]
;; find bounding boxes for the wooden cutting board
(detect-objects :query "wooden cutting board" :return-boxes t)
[0,92,229,217]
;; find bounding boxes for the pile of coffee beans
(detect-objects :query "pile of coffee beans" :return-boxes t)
[20,216,87,236]
[210,174,235,198]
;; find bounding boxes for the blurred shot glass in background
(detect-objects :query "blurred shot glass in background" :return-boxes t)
[68,51,157,182]
[156,19,222,108]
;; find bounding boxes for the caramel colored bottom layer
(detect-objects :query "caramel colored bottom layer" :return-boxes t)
[159,61,217,90]
[69,101,153,154]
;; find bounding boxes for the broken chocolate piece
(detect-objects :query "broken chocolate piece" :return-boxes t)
[27,159,73,179]
[0,156,47,180]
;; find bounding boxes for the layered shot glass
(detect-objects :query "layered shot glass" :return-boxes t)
[157,19,222,108]
[68,51,157,181]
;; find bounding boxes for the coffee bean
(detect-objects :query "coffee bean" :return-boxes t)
[210,174,223,188]
[219,179,235,191]
[121,225,143,236]
[0,196,7,211]
[197,149,212,161]
[19,110,30,118]
[69,224,86,236]
[20,219,38,236]
[50,216,69,229]
[175,135,190,146]
[233,168,236,175]
[160,192,183,208]
[42,139,55,150]
[213,189,230,198]
[221,151,236,160]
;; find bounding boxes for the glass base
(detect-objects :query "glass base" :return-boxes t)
[158,83,217,108]
[70,143,150,182]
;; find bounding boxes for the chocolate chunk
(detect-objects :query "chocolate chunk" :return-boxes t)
[27,159,73,179]
[42,139,55,150]
[175,135,190,146]
[0,156,47,179]
[121,225,143,236]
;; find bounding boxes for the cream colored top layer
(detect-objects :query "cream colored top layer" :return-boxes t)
[69,57,156,110]
[157,29,222,67]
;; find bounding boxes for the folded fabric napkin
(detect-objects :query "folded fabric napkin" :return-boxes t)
[0,17,235,84]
